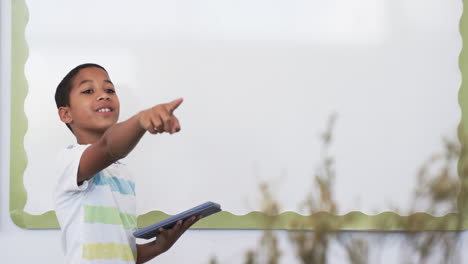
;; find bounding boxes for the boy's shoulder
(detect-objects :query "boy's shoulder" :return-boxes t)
[58,144,128,169]
[56,144,90,163]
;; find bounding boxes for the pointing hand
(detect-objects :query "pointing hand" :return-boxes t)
[138,98,183,134]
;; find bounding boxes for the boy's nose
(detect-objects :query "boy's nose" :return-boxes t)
[97,94,110,101]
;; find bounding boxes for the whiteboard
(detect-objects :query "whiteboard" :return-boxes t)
[12,0,463,229]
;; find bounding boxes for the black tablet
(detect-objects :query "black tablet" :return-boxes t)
[133,201,222,239]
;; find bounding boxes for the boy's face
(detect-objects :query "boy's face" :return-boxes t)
[60,67,120,136]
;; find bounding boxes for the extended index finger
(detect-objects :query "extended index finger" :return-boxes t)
[165,98,183,113]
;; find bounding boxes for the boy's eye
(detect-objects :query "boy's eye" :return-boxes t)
[82,89,93,94]
[105,89,116,94]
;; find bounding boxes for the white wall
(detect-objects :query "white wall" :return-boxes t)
[1,1,467,263]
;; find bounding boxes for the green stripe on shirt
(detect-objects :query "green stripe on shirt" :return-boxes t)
[83,205,137,229]
[82,242,135,261]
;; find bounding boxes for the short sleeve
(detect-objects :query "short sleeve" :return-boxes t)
[55,144,91,193]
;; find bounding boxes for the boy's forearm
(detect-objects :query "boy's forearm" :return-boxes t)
[136,241,165,264]
[135,217,198,264]
[102,112,146,161]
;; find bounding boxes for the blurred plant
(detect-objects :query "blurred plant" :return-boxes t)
[398,137,461,264]
[411,137,460,215]
[249,183,282,264]
[209,115,463,264]
[287,113,338,264]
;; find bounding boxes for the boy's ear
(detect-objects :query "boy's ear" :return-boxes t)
[58,106,72,124]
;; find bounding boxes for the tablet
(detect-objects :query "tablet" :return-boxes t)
[133,201,222,239]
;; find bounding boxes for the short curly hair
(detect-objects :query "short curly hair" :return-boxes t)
[54,63,107,132]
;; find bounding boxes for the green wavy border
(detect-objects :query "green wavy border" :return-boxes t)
[10,0,468,230]
[458,0,468,228]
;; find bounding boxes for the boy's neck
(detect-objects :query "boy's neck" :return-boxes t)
[74,129,105,145]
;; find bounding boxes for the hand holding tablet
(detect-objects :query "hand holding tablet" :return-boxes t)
[133,201,222,239]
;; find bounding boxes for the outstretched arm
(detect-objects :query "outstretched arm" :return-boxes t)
[77,98,184,184]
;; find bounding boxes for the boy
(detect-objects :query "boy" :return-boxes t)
[54,63,198,264]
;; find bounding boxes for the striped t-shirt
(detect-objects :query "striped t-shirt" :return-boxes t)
[54,144,137,264]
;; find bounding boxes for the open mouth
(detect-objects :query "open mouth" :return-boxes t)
[96,108,112,113]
